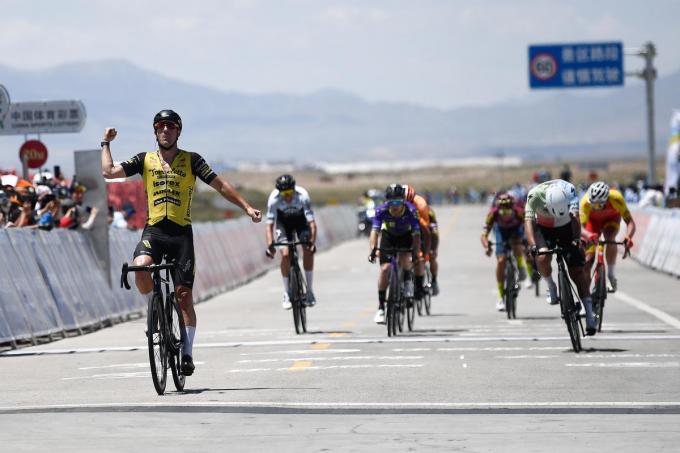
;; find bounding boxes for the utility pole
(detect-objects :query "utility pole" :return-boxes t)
[626,42,657,185]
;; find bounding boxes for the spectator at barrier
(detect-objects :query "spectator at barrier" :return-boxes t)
[59,182,98,230]
[109,203,136,230]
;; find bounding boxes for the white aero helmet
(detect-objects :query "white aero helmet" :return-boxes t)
[545,183,571,218]
[588,181,610,204]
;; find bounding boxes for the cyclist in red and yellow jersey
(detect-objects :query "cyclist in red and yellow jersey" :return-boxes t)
[427,206,440,295]
[403,185,431,298]
[579,181,636,291]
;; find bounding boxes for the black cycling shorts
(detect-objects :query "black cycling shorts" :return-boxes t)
[535,223,585,267]
[275,212,311,243]
[134,219,196,288]
[378,232,413,265]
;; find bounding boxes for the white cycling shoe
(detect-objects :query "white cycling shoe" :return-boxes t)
[374,309,386,324]
[282,292,292,310]
[496,299,506,312]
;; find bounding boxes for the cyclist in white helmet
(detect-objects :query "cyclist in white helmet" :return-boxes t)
[580,181,636,291]
[525,179,597,335]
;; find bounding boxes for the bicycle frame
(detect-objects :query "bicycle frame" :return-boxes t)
[378,247,413,337]
[489,240,520,318]
[536,246,583,353]
[589,239,629,332]
[272,240,309,334]
[121,259,185,395]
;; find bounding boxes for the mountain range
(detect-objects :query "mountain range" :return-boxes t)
[0,59,678,173]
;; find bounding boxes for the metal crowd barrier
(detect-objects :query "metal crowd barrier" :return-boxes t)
[0,205,357,348]
[629,207,680,278]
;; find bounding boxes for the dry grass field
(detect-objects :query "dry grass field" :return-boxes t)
[191,158,665,221]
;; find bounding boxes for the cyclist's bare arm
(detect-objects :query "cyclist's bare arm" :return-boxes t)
[309,220,317,244]
[624,216,636,240]
[524,219,537,247]
[101,127,127,179]
[369,229,379,251]
[209,176,261,222]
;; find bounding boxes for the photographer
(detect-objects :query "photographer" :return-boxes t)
[59,183,98,230]
[5,179,38,228]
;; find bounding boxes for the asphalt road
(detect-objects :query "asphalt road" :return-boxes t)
[1,205,679,452]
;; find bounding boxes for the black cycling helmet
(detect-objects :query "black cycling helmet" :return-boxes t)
[384,183,406,200]
[275,174,296,191]
[153,109,182,131]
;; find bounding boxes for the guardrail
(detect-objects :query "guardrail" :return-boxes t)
[629,207,680,278]
[0,205,357,349]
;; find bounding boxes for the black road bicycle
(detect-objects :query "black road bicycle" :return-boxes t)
[121,259,185,395]
[536,246,583,353]
[272,240,310,334]
[590,239,630,332]
[489,241,520,319]
[417,261,433,316]
[378,247,416,336]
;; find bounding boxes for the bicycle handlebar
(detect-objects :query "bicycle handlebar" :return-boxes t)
[120,261,176,290]
[271,240,311,247]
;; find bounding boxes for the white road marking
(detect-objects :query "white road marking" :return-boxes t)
[4,334,680,357]
[79,363,148,370]
[229,363,424,373]
[239,348,361,356]
[63,372,149,380]
[614,291,680,329]
[565,362,679,368]
[500,353,679,360]
[238,355,423,364]
[3,401,680,412]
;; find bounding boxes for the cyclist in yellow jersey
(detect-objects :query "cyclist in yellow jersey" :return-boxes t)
[101,109,262,376]
[579,181,636,291]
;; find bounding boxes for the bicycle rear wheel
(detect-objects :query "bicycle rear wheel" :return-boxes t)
[147,293,168,394]
[168,294,185,392]
[558,271,581,353]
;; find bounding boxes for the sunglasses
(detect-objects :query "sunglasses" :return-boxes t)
[155,121,179,131]
[280,189,295,196]
[591,201,606,209]
[387,199,404,207]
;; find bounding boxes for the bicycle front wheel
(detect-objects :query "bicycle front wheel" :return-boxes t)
[558,271,581,353]
[595,266,607,332]
[168,294,185,392]
[147,293,168,394]
[504,261,515,320]
[386,268,399,337]
[290,267,304,334]
[424,266,432,315]
[407,298,415,331]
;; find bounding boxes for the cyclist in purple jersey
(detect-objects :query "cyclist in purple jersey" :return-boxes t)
[368,184,421,324]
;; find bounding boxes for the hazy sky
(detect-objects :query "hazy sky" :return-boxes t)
[1,0,679,109]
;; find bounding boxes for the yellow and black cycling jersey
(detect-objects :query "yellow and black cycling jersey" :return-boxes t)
[121,150,217,227]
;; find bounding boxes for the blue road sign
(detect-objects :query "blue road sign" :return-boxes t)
[528,42,624,89]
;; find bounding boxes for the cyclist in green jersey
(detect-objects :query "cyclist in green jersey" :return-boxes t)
[101,109,262,375]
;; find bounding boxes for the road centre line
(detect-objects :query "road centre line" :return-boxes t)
[499,353,679,360]
[4,334,680,356]
[614,291,680,329]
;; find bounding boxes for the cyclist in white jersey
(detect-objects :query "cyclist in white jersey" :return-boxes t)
[265,174,317,309]
[524,179,597,335]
